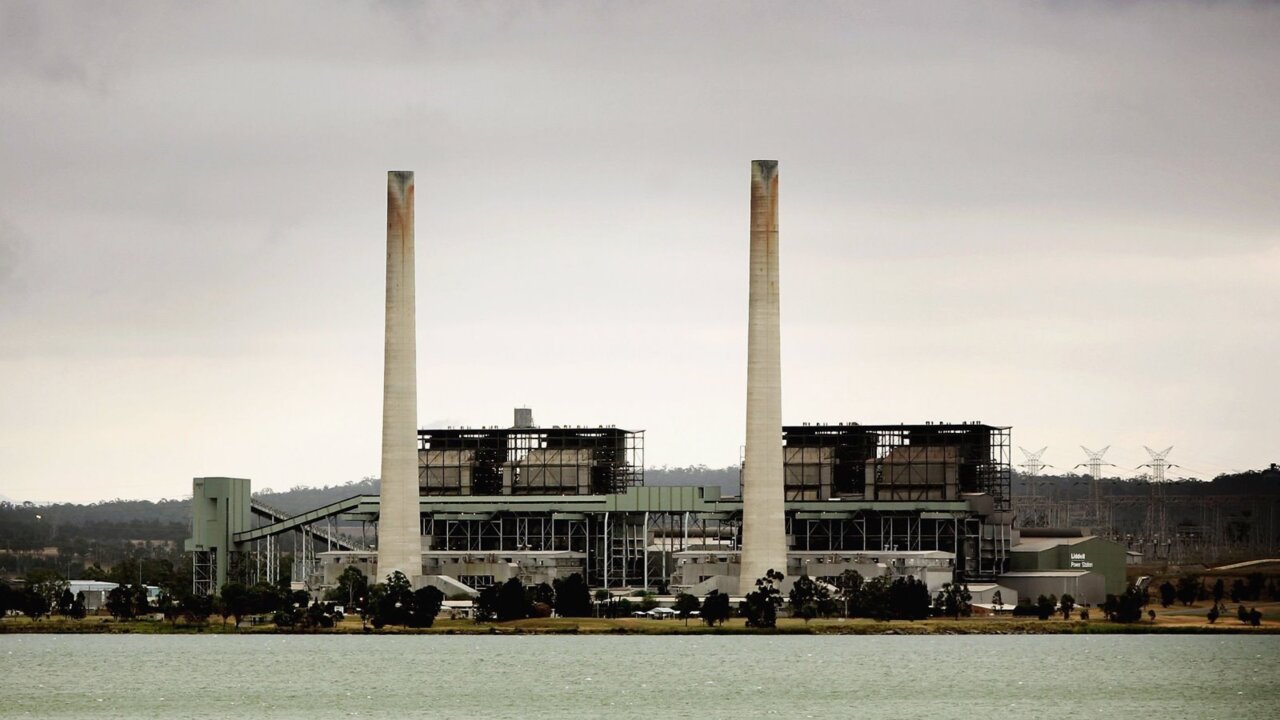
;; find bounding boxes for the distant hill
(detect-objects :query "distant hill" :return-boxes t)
[644,465,740,496]
[254,477,380,516]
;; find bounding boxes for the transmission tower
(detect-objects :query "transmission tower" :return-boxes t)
[1018,446,1051,498]
[1075,446,1114,528]
[1139,446,1175,483]
[1137,446,1178,559]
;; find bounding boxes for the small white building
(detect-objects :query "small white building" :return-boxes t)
[965,583,1018,610]
[67,580,118,611]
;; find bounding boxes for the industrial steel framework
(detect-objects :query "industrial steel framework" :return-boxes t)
[415,506,1009,587]
[422,510,739,589]
[418,427,644,496]
[782,423,1012,511]
[1073,446,1114,526]
[191,499,365,594]
[1018,446,1052,499]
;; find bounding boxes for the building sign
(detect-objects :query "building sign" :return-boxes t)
[1069,552,1093,569]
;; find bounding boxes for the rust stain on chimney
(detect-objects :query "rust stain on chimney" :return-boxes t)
[751,160,779,285]
[387,171,414,261]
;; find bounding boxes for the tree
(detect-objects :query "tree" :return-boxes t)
[891,577,932,620]
[1159,581,1176,608]
[409,586,444,628]
[159,590,182,625]
[933,583,973,619]
[273,589,312,628]
[788,575,829,623]
[528,582,556,611]
[496,578,530,621]
[68,591,87,620]
[27,572,68,619]
[1212,578,1225,606]
[1246,573,1265,602]
[860,575,893,621]
[182,593,213,624]
[475,584,501,622]
[1207,605,1220,624]
[219,582,250,628]
[106,584,142,620]
[247,583,282,618]
[325,565,369,611]
[1059,594,1076,620]
[1102,585,1147,623]
[673,593,701,625]
[301,602,333,630]
[701,590,731,626]
[20,587,51,620]
[1034,594,1055,621]
[835,570,864,617]
[741,569,784,628]
[1231,579,1245,604]
[0,581,12,618]
[1175,575,1200,606]
[372,571,415,628]
[1237,604,1249,624]
[552,574,593,618]
[635,590,659,612]
[57,588,75,616]
[592,588,611,617]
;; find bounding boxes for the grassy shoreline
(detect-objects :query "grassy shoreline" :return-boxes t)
[4,616,1278,636]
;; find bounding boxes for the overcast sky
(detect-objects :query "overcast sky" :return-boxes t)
[1,1,1276,503]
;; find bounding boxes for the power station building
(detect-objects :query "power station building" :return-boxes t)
[186,162,1022,599]
[393,417,1011,596]
[189,414,1014,596]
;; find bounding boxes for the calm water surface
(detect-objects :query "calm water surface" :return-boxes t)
[2,635,1278,719]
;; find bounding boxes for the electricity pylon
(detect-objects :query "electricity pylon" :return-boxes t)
[1075,446,1114,527]
[1139,446,1175,483]
[1018,446,1052,498]
[1137,446,1179,559]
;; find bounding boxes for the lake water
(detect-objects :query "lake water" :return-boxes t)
[2,635,1277,719]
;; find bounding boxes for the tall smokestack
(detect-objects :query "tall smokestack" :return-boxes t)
[739,160,786,594]
[377,171,422,582]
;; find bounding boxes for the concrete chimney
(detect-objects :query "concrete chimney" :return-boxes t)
[377,171,422,582]
[739,160,786,594]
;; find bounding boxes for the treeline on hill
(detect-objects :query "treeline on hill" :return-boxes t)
[1014,466,1280,541]
[0,501,188,551]
[1012,466,1280,501]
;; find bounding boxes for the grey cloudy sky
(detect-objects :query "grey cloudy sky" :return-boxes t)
[1,1,1276,503]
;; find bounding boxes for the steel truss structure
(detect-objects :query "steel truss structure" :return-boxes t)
[416,506,1007,587]
[418,426,644,496]
[782,423,1011,511]
[191,498,367,595]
